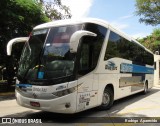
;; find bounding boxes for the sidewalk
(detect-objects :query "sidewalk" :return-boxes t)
[154,84,160,88]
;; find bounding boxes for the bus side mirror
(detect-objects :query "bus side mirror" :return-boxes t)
[70,30,97,53]
[7,37,28,56]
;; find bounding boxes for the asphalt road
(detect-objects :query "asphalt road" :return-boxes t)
[0,87,160,125]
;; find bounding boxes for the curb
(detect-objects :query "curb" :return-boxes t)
[0,92,15,96]
[0,93,15,101]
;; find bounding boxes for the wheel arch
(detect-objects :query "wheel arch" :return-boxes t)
[105,83,114,98]
[145,80,148,87]
[98,83,114,110]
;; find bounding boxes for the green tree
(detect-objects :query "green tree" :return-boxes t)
[37,0,72,20]
[0,0,49,62]
[135,0,160,26]
[138,28,160,52]
[0,0,71,65]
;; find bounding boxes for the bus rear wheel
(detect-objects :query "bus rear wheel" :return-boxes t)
[99,88,114,110]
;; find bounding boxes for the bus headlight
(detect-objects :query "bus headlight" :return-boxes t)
[52,87,76,97]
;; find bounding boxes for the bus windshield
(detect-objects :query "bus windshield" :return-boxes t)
[18,24,82,82]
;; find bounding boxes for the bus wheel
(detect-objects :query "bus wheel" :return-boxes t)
[99,88,114,110]
[143,82,148,94]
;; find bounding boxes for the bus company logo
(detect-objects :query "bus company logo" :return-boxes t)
[105,61,117,71]
[1,118,12,124]
[1,118,42,124]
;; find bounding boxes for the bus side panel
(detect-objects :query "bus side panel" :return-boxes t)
[98,73,132,104]
[76,73,99,112]
[96,58,154,106]
[76,91,98,112]
[96,58,134,103]
[145,73,154,89]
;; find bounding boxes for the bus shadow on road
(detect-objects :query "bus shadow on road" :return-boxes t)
[107,87,160,117]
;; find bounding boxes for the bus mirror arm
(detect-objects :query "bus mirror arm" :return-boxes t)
[69,30,97,53]
[7,37,28,56]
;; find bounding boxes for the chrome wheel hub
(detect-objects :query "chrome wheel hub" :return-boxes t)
[102,92,110,105]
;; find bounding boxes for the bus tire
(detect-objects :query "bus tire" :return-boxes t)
[99,88,114,110]
[143,82,148,94]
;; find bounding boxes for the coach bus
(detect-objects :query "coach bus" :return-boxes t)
[7,18,154,113]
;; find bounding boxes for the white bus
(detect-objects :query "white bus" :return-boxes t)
[7,18,154,113]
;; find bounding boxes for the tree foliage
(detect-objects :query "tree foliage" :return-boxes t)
[135,0,160,26]
[37,0,72,20]
[0,0,49,64]
[0,0,71,65]
[138,28,160,52]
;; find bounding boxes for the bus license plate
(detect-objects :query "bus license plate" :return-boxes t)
[30,101,40,107]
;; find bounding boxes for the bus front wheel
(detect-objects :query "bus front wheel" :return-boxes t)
[99,88,114,110]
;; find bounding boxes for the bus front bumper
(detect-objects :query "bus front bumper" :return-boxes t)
[15,90,77,113]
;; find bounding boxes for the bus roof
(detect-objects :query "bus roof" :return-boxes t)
[33,18,153,54]
[33,18,109,30]
[33,18,131,42]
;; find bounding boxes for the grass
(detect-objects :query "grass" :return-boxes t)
[0,80,7,83]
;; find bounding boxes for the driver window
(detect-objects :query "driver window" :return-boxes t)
[80,43,89,71]
[78,23,107,76]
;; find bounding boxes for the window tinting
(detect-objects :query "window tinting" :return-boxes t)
[104,31,154,65]
[78,23,107,76]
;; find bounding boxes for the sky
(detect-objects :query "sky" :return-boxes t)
[61,0,160,39]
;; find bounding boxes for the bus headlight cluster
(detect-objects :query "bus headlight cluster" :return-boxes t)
[52,87,76,97]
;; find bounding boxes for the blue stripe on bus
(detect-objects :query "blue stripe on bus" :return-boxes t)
[120,63,154,74]
[16,84,32,87]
